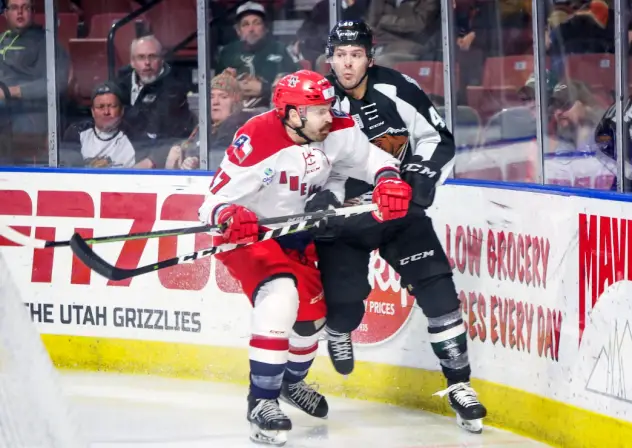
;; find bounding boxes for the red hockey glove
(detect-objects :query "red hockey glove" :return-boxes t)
[215,204,259,244]
[371,177,412,222]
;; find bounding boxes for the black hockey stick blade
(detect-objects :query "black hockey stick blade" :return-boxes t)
[69,203,378,281]
[69,221,311,281]
[69,233,213,281]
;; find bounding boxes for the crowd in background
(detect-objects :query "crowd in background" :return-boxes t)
[0,0,629,191]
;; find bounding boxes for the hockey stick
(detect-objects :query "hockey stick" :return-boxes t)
[69,203,378,281]
[0,222,212,249]
[0,205,367,249]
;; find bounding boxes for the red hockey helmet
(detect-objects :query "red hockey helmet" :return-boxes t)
[273,70,336,119]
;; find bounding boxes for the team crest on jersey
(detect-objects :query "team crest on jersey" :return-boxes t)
[371,127,410,160]
[231,134,253,163]
[331,108,348,118]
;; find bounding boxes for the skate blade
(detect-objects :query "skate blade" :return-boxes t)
[456,414,483,434]
[249,423,288,446]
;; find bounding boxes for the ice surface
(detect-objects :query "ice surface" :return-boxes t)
[61,372,549,448]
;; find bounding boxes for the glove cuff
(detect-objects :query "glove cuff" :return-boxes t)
[210,203,230,226]
[374,167,401,184]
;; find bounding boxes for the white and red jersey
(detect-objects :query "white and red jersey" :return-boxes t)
[198,110,400,223]
[545,151,616,190]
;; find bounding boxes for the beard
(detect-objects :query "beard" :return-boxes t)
[139,72,158,84]
[308,124,332,142]
[556,119,578,146]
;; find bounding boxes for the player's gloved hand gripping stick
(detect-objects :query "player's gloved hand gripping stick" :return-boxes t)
[67,203,378,281]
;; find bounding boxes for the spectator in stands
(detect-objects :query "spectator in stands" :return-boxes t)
[545,79,615,189]
[545,8,571,51]
[367,0,441,66]
[60,82,171,169]
[549,79,604,152]
[292,0,370,68]
[455,0,476,52]
[115,35,196,140]
[548,0,613,59]
[0,0,69,164]
[453,0,484,96]
[517,70,559,104]
[456,0,532,60]
[165,73,257,170]
[215,1,298,108]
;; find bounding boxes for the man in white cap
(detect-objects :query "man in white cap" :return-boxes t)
[215,1,298,108]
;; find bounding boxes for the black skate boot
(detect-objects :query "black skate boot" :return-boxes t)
[247,395,292,446]
[433,382,487,434]
[325,327,354,375]
[280,380,329,418]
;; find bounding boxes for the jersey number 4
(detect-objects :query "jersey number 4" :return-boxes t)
[429,107,446,128]
[209,169,231,194]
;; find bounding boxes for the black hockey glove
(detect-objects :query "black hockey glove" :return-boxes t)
[304,190,344,242]
[401,156,442,209]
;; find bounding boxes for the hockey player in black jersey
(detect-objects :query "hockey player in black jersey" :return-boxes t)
[303,20,487,434]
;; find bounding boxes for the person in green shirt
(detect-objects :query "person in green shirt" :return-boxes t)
[215,1,299,108]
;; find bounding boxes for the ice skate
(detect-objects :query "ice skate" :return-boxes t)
[280,380,329,418]
[433,382,487,434]
[247,395,292,446]
[325,327,354,375]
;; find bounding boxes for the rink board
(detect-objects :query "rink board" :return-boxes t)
[1,169,631,447]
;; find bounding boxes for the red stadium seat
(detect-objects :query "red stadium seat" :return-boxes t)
[394,61,460,99]
[564,53,615,91]
[68,38,108,105]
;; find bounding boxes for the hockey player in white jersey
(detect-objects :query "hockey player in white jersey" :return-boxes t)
[198,69,411,446]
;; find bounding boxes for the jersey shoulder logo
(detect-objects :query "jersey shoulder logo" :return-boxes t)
[231,134,254,163]
[371,127,409,160]
[401,73,420,88]
[331,107,348,118]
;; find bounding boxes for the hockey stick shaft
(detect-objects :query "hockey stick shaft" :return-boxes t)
[69,203,377,281]
[0,223,212,249]
[0,205,368,249]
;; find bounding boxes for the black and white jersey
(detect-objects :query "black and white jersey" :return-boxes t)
[60,119,171,168]
[327,65,456,200]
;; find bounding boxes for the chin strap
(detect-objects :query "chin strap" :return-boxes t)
[284,106,315,143]
[289,121,314,143]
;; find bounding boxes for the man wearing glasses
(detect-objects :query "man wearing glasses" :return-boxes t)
[115,35,196,142]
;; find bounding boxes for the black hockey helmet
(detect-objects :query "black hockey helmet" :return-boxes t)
[326,20,374,58]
